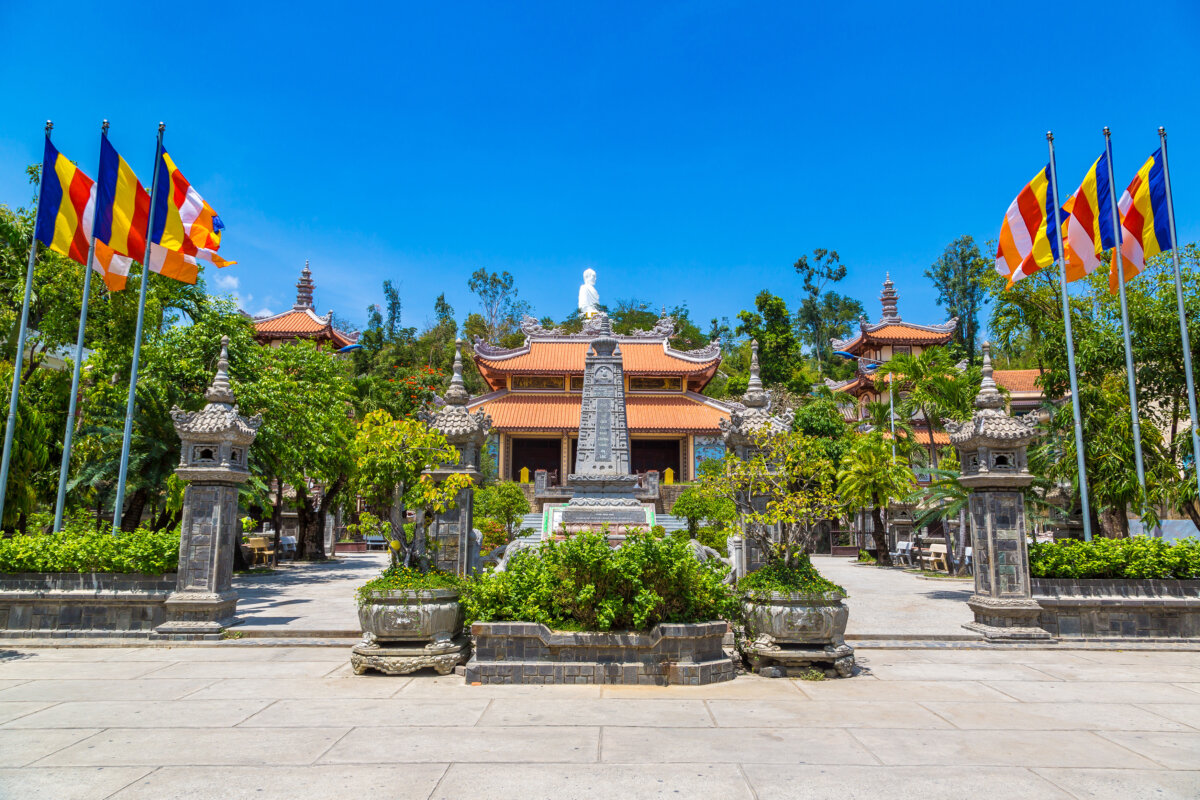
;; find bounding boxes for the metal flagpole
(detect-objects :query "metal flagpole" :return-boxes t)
[111,123,164,535]
[1047,131,1094,540]
[1102,127,1149,512]
[0,121,53,526]
[53,120,107,532]
[1158,126,1200,503]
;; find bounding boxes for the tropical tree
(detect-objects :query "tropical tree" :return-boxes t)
[875,347,961,469]
[475,481,531,539]
[926,235,990,364]
[836,435,917,566]
[670,486,737,540]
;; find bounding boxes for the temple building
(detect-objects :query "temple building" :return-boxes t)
[466,316,735,485]
[252,262,357,350]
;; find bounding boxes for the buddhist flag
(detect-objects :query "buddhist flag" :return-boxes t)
[1116,148,1173,293]
[995,164,1062,288]
[149,148,235,284]
[1062,152,1116,283]
[34,139,94,266]
[93,135,148,291]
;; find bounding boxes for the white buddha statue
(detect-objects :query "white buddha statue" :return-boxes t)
[578,268,600,317]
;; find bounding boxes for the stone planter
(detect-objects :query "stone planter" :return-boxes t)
[0,572,176,637]
[742,591,855,677]
[335,540,367,554]
[351,588,469,676]
[1032,578,1200,640]
[465,621,735,685]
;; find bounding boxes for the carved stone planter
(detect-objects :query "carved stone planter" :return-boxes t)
[464,621,735,685]
[351,588,469,676]
[742,591,855,678]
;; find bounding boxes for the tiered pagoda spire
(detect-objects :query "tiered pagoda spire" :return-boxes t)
[294,261,314,309]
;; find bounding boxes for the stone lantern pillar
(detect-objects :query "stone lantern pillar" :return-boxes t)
[423,340,492,576]
[946,343,1050,641]
[155,337,261,638]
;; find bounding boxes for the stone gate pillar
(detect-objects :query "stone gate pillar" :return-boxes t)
[947,343,1050,642]
[155,337,261,638]
[424,341,492,576]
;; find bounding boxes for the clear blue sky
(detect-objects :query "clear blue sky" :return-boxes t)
[2,1,1198,336]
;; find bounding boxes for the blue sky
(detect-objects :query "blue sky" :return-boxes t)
[2,1,1198,336]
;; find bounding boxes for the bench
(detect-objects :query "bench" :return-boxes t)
[244,536,275,566]
[919,542,948,571]
[363,534,388,551]
[890,540,913,566]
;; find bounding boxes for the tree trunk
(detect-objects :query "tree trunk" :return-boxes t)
[314,476,345,562]
[923,405,940,470]
[120,487,148,532]
[1099,506,1129,539]
[271,479,285,567]
[294,483,327,561]
[870,505,891,566]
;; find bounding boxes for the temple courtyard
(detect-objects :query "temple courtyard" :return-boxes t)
[0,642,1197,799]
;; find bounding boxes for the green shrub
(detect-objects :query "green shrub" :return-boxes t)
[1029,537,1200,580]
[356,566,461,606]
[856,549,876,564]
[461,529,736,631]
[0,527,181,574]
[738,555,845,598]
[477,517,510,555]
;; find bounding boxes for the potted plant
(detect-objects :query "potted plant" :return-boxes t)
[696,428,855,677]
[348,411,475,676]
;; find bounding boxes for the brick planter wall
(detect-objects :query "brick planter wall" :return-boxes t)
[0,573,176,636]
[1032,578,1200,639]
[465,621,735,685]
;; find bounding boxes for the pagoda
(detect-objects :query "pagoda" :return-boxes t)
[467,315,734,486]
[252,262,356,350]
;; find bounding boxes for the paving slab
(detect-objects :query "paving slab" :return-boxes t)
[38,726,350,767]
[107,764,448,800]
[863,662,1058,681]
[795,679,1016,703]
[432,762,754,799]
[233,552,388,633]
[1031,663,1200,683]
[181,676,408,700]
[321,725,601,763]
[597,677,807,700]
[742,764,1075,800]
[1033,767,1200,800]
[706,699,953,729]
[0,728,102,767]
[5,700,269,729]
[0,678,214,702]
[0,660,169,680]
[238,697,491,727]
[1096,731,1200,769]
[0,700,54,724]
[1135,703,1200,730]
[982,680,1200,704]
[0,766,153,800]
[480,698,714,727]
[851,728,1161,768]
[1070,650,1200,666]
[143,660,344,680]
[600,725,879,764]
[397,675,603,698]
[104,646,345,662]
[921,700,1193,731]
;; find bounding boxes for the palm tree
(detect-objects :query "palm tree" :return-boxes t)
[908,466,970,575]
[837,435,917,566]
[875,348,956,469]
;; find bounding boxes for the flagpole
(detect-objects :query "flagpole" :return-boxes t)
[1047,131,1094,541]
[111,122,164,535]
[0,121,53,527]
[1102,127,1149,515]
[1158,126,1200,503]
[53,121,107,532]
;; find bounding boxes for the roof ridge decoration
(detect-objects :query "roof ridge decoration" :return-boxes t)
[205,336,235,405]
[443,339,470,406]
[829,275,958,352]
[719,338,793,453]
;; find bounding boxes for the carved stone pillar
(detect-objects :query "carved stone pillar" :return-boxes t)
[947,343,1050,641]
[424,341,492,576]
[155,337,261,638]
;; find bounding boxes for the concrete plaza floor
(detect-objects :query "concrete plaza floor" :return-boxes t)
[0,644,1198,798]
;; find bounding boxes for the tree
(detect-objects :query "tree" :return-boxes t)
[349,410,472,569]
[0,363,49,532]
[875,347,963,470]
[670,486,736,539]
[475,481,531,539]
[697,429,840,567]
[926,235,990,364]
[794,249,858,370]
[468,268,529,346]
[736,292,801,388]
[836,435,917,567]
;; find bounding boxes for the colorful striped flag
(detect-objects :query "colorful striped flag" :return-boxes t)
[149,149,235,284]
[1116,148,1173,294]
[34,139,94,266]
[995,164,1062,288]
[1062,152,1116,283]
[93,135,148,292]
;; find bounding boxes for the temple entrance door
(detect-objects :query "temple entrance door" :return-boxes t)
[630,438,682,478]
[509,437,563,484]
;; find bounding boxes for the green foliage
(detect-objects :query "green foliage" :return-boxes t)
[1029,537,1200,580]
[355,565,461,606]
[793,248,864,370]
[926,235,990,364]
[476,517,509,554]
[0,523,180,574]
[735,292,801,388]
[670,486,736,538]
[475,482,531,538]
[738,555,845,597]
[856,549,875,563]
[461,530,737,631]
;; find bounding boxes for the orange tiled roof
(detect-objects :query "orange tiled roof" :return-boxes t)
[994,369,1042,393]
[254,309,354,348]
[471,392,730,434]
[862,324,956,344]
[476,341,718,375]
[883,429,952,445]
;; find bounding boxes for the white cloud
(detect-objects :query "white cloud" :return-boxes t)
[214,273,239,290]
[254,307,274,317]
